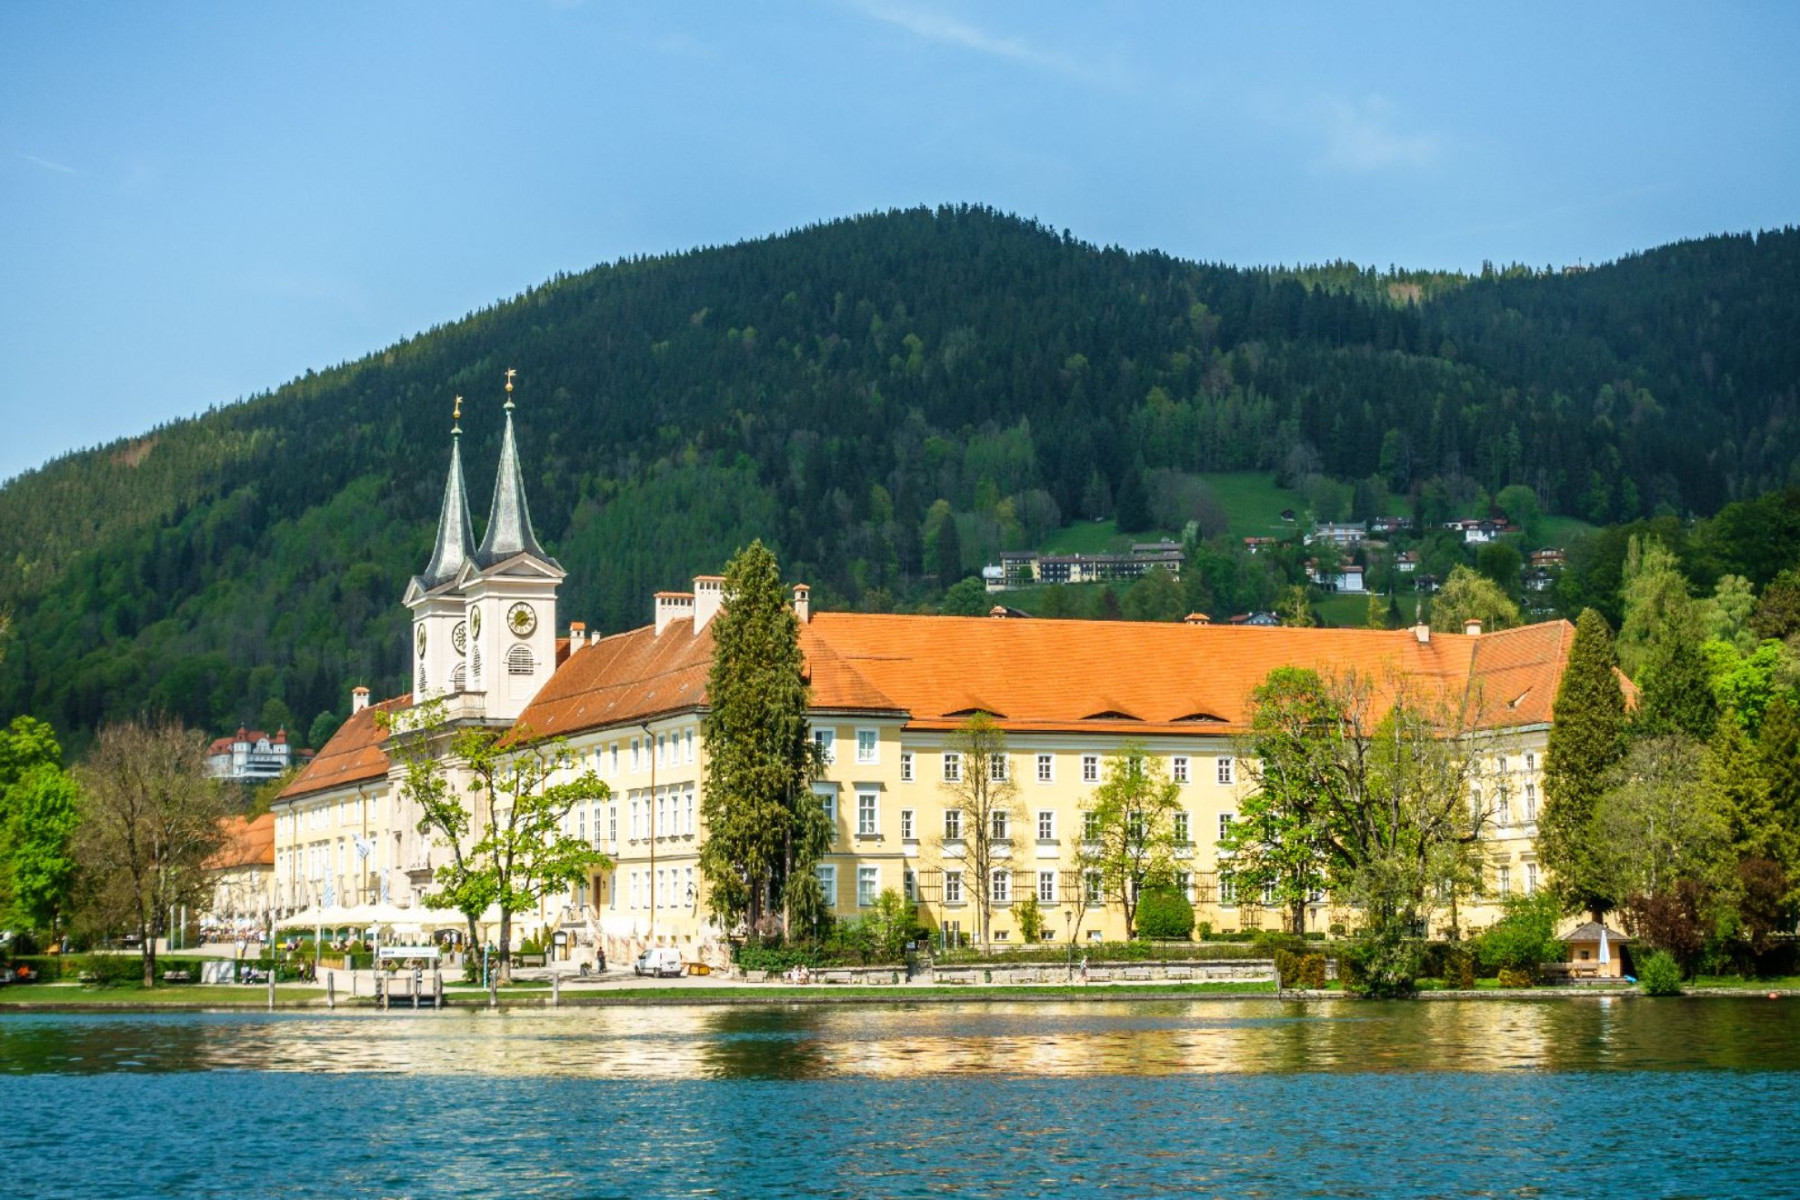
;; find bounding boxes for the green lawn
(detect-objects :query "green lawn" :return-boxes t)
[1195,471,1304,539]
[1313,593,1382,628]
[1041,520,1182,555]
[1690,975,1800,990]
[1537,514,1598,546]
[0,983,325,1006]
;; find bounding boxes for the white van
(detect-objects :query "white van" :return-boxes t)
[634,947,684,978]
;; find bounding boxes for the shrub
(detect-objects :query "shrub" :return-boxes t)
[1476,892,1564,979]
[1496,967,1535,988]
[1276,949,1326,989]
[1340,925,1422,998]
[1135,888,1195,940]
[1011,894,1044,944]
[1639,950,1684,996]
[1445,946,1476,990]
[74,953,139,988]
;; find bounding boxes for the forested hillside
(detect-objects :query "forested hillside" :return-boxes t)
[1,206,1796,747]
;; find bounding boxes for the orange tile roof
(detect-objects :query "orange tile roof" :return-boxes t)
[516,612,1577,742]
[276,694,411,801]
[207,813,275,870]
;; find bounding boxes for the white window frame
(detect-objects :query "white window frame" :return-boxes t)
[813,728,836,765]
[815,785,837,824]
[1217,756,1235,785]
[900,751,914,783]
[900,808,916,841]
[1174,811,1190,843]
[856,728,879,764]
[988,753,1008,783]
[1038,870,1057,904]
[944,808,963,841]
[1172,755,1189,784]
[1036,753,1054,783]
[857,866,878,907]
[816,863,837,905]
[1037,810,1055,841]
[991,809,1008,841]
[857,789,879,837]
[943,752,962,783]
[1218,812,1233,842]
[990,869,1011,904]
[943,870,964,905]
[1081,754,1099,783]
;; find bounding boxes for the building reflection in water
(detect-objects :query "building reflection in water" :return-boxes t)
[3,999,1798,1079]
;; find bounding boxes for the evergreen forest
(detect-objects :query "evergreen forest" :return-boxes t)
[2,205,1797,751]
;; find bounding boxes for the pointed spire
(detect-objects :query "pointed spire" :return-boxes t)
[416,396,478,590]
[475,369,557,568]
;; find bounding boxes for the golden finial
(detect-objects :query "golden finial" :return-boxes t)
[503,368,517,411]
[453,395,463,423]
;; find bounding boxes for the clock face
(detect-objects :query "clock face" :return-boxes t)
[508,602,538,638]
[452,621,468,655]
[469,606,482,638]
[415,625,427,658]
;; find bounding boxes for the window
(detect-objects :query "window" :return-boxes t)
[1261,881,1276,906]
[857,790,878,837]
[900,751,914,783]
[903,869,916,902]
[608,804,617,847]
[813,728,835,764]
[1083,811,1101,841]
[816,863,838,905]
[577,806,586,843]
[1037,810,1055,841]
[901,808,916,841]
[1085,871,1104,904]
[856,729,878,764]
[1216,757,1235,785]
[943,752,962,783]
[685,787,696,836]
[1039,871,1057,903]
[989,753,1008,782]
[991,810,1009,841]
[1172,756,1189,784]
[630,739,640,771]
[630,798,640,840]
[1496,791,1511,824]
[944,809,963,840]
[1174,812,1190,843]
[943,870,964,905]
[610,744,619,774]
[1037,753,1054,783]
[1218,812,1234,842]
[658,734,668,766]
[1525,863,1539,895]
[1524,783,1537,822]
[685,866,695,905]
[1497,865,1511,895]
[1220,875,1236,905]
[656,791,666,837]
[684,729,694,764]
[816,787,836,824]
[1176,870,1192,899]
[1082,754,1099,783]
[629,871,640,909]
[1526,752,1537,773]
[507,645,534,675]
[991,869,1011,903]
[858,866,879,907]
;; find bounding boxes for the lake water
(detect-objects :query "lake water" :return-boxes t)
[2,998,1795,1198]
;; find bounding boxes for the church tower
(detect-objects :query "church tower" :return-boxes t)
[403,397,478,700]
[461,369,565,723]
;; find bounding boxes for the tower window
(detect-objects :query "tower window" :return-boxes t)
[451,663,467,691]
[507,645,535,676]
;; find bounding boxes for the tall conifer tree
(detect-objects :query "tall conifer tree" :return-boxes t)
[1539,608,1626,920]
[699,541,823,935]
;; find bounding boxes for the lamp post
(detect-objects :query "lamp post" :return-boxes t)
[642,722,657,947]
[1064,909,1073,982]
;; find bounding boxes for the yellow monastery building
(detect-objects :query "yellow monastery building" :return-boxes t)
[271,381,1574,968]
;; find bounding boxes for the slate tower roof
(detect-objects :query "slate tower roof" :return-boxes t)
[475,376,559,570]
[414,415,478,591]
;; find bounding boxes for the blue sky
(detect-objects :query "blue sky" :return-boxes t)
[3,2,1796,482]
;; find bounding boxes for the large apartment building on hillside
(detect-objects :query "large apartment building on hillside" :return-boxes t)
[271,380,1575,968]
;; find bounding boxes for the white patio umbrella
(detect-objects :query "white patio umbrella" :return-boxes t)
[1598,924,1611,966]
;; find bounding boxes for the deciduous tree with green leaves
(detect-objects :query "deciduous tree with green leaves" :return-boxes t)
[934,713,1020,949]
[1538,608,1627,921]
[1431,564,1521,632]
[1078,742,1183,937]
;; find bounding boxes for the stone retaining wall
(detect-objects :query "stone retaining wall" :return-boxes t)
[930,959,1275,986]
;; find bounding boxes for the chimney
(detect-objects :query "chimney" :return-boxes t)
[352,686,370,714]
[1414,622,1430,645]
[654,591,694,636]
[569,621,587,651]
[792,583,811,625]
[693,575,725,631]
[1464,618,1482,637]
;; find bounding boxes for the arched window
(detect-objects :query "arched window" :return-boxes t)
[508,645,535,676]
[451,663,467,691]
